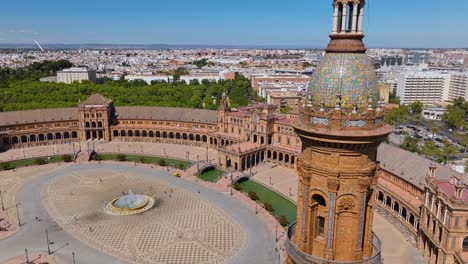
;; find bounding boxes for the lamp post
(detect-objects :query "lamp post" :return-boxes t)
[230,171,233,196]
[72,252,76,264]
[133,151,136,166]
[255,200,258,214]
[15,203,21,227]
[206,145,209,162]
[45,228,51,254]
[25,248,29,264]
[196,154,199,174]
[0,190,4,211]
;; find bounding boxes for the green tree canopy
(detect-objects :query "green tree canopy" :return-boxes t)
[409,101,423,115]
[400,136,420,153]
[384,106,409,126]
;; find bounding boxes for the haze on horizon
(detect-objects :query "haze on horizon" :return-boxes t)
[0,0,467,49]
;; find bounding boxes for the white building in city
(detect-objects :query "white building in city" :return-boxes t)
[57,67,97,84]
[396,71,450,105]
[448,72,468,101]
[125,74,172,84]
[397,70,468,105]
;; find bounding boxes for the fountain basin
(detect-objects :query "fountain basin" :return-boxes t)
[104,192,155,216]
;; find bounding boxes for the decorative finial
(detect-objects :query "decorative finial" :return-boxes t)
[335,94,342,110]
[320,102,325,112]
[307,93,313,108]
[367,96,374,110]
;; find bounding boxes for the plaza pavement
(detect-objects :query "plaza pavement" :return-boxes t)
[0,163,277,264]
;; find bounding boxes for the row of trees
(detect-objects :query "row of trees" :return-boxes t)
[0,72,254,111]
[442,97,468,130]
[0,60,73,82]
[400,136,458,164]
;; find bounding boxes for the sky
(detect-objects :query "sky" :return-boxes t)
[0,0,467,48]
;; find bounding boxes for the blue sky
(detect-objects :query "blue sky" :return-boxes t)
[0,0,466,48]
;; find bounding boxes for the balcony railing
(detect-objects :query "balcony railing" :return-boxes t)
[285,223,382,264]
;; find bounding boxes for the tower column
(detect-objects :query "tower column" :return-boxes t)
[341,3,348,33]
[357,5,364,33]
[332,4,339,33]
[352,3,358,32]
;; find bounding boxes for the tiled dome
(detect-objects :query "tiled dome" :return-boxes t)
[309,53,379,109]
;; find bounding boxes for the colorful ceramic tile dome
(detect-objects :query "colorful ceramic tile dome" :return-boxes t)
[308,53,380,109]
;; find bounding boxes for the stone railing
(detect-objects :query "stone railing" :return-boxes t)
[285,223,382,264]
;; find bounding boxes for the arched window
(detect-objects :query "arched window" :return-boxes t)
[463,237,468,251]
[377,192,384,202]
[312,194,326,207]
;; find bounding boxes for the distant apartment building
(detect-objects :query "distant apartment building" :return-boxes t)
[397,71,450,105]
[397,71,468,105]
[251,74,309,98]
[267,91,303,109]
[405,51,431,65]
[125,74,172,84]
[448,72,468,101]
[380,55,403,66]
[56,67,97,84]
[179,71,234,84]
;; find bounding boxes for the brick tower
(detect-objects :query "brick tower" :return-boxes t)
[286,1,392,263]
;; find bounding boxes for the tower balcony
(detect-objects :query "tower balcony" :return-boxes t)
[285,223,382,264]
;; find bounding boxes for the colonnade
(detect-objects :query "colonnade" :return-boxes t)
[375,190,419,235]
[1,131,79,147]
[332,1,364,34]
[266,149,296,169]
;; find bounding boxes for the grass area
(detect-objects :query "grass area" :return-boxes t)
[237,179,297,224]
[198,168,225,182]
[0,155,71,170]
[97,153,190,170]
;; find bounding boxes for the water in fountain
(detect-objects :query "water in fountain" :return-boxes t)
[113,189,146,209]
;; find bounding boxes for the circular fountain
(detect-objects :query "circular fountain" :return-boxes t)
[104,190,155,216]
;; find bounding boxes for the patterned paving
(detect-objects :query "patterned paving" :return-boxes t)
[42,168,245,264]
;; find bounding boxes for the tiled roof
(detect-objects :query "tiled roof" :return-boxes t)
[377,143,463,189]
[0,106,217,126]
[81,94,112,105]
[0,108,78,125]
[115,106,217,124]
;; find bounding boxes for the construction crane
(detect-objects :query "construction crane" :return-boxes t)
[33,40,44,52]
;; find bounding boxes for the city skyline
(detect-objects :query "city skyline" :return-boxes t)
[0,0,467,48]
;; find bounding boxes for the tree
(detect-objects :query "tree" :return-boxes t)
[400,136,420,153]
[193,59,209,69]
[263,202,273,212]
[248,191,259,201]
[442,106,465,129]
[442,140,457,164]
[409,101,423,115]
[157,159,166,166]
[384,106,409,126]
[422,141,442,161]
[430,127,438,140]
[278,215,289,226]
[388,89,400,105]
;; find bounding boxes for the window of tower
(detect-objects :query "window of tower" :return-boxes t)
[312,194,326,207]
[317,216,325,238]
[463,238,468,251]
